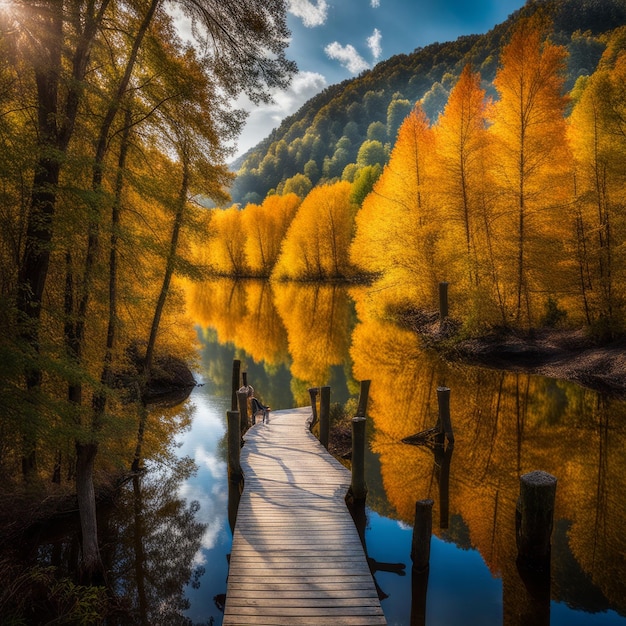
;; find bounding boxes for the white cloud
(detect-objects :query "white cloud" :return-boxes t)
[367,28,382,61]
[371,0,380,7]
[288,0,328,27]
[324,42,370,74]
[231,71,327,159]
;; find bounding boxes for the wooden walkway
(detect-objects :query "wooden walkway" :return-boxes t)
[223,406,386,625]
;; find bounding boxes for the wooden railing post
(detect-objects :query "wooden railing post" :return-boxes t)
[227,410,242,480]
[237,390,250,432]
[308,387,319,428]
[411,499,434,572]
[436,386,454,444]
[356,379,371,417]
[350,416,367,501]
[319,386,330,449]
[231,359,241,411]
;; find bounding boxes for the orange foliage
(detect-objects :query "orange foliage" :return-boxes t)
[489,13,573,324]
[242,193,300,276]
[350,103,439,309]
[206,207,248,275]
[273,181,356,280]
[272,282,353,385]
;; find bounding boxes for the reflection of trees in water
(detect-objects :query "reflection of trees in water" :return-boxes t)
[273,282,353,387]
[186,280,626,617]
[350,292,626,617]
[105,457,207,625]
[190,279,359,407]
[0,456,207,624]
[190,279,290,369]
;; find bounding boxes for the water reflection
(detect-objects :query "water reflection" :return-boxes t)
[185,278,626,625]
[105,460,206,625]
[189,278,359,406]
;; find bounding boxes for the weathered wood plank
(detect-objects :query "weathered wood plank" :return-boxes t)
[223,407,386,625]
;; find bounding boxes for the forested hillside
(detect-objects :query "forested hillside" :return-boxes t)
[205,0,626,341]
[230,0,625,205]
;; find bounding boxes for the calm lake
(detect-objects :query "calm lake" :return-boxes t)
[11,278,626,625]
[174,279,626,626]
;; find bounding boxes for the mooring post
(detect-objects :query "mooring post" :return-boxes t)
[350,416,367,501]
[308,387,319,427]
[411,499,434,572]
[237,390,250,431]
[227,410,242,480]
[356,379,371,417]
[319,385,330,449]
[516,470,557,564]
[439,281,449,326]
[436,386,454,444]
[410,566,429,626]
[227,476,242,534]
[231,359,241,411]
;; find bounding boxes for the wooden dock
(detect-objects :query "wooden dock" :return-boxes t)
[223,406,386,625]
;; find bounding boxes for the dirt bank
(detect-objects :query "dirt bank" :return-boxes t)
[401,311,626,399]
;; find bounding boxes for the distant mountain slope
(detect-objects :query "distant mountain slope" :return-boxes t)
[229,0,626,205]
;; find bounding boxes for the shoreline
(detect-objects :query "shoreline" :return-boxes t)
[401,313,626,399]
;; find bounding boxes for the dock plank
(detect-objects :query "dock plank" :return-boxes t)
[223,406,386,626]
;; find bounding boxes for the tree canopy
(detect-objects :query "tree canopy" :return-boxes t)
[0,0,295,585]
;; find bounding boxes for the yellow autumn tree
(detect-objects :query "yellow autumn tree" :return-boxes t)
[242,193,300,276]
[273,181,356,280]
[568,29,626,337]
[433,64,505,326]
[350,103,438,311]
[206,206,248,276]
[489,13,572,325]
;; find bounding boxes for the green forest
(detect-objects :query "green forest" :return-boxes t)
[2,0,626,621]
[230,0,626,205]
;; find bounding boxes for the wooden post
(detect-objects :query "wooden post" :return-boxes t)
[356,379,371,417]
[436,386,454,444]
[237,390,249,431]
[242,371,248,387]
[319,385,330,450]
[410,566,429,626]
[231,359,241,411]
[439,281,449,324]
[308,387,319,427]
[516,470,557,564]
[507,555,551,626]
[434,442,453,530]
[227,476,242,534]
[411,499,433,572]
[227,410,242,479]
[350,416,367,501]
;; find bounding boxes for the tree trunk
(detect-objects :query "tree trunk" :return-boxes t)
[17,0,109,478]
[17,36,62,476]
[132,475,150,626]
[75,441,104,584]
[133,155,189,472]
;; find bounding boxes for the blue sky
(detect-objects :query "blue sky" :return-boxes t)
[232,0,527,158]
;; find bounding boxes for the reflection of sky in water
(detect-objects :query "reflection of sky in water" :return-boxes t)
[177,384,231,625]
[364,511,625,626]
[174,386,626,625]
[365,511,502,626]
[551,604,625,626]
